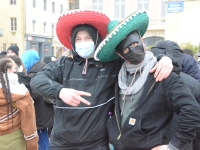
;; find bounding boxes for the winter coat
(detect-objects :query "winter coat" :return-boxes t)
[0,74,38,150]
[30,56,122,149]
[28,61,54,130]
[107,72,200,150]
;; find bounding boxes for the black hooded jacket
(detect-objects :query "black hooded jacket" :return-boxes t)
[107,72,200,150]
[28,61,54,130]
[30,23,124,148]
[151,40,200,82]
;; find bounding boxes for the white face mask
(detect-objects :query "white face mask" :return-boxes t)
[75,42,95,58]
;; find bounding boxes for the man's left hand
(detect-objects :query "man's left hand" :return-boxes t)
[150,56,173,82]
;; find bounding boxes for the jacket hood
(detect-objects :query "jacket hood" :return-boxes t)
[28,61,46,75]
[0,90,29,106]
[152,40,183,52]
[21,50,40,73]
[151,40,183,68]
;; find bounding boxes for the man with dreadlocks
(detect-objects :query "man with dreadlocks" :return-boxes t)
[0,56,38,150]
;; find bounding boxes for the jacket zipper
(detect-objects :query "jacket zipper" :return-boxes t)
[116,82,156,141]
[146,81,156,96]
[115,108,122,140]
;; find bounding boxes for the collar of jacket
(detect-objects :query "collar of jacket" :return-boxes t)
[75,58,105,69]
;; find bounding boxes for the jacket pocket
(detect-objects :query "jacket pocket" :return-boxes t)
[106,115,121,148]
[121,114,149,149]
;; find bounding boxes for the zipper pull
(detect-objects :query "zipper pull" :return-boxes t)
[117,134,121,140]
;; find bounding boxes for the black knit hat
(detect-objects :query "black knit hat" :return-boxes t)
[7,46,19,56]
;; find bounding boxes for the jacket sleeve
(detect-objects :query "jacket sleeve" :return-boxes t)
[165,73,200,149]
[15,92,38,150]
[30,57,71,99]
[182,54,200,82]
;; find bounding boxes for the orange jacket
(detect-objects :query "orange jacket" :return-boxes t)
[0,88,38,150]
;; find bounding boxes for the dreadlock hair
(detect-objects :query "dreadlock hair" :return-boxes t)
[0,56,14,124]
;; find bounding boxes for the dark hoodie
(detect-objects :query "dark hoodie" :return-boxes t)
[151,40,200,82]
[21,50,54,130]
[28,62,54,130]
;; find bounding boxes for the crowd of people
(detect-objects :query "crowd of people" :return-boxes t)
[0,9,200,150]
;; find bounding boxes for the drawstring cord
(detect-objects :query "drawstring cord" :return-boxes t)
[82,59,88,74]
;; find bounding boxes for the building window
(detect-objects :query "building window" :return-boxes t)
[3,43,6,51]
[161,0,165,18]
[52,24,54,37]
[114,0,125,20]
[69,0,79,10]
[10,0,16,5]
[31,43,37,50]
[143,36,165,50]
[10,43,17,46]
[44,23,46,34]
[92,0,103,11]
[32,21,36,32]
[33,0,36,8]
[10,18,17,31]
[52,2,55,13]
[138,0,149,11]
[60,4,63,14]
[44,0,47,11]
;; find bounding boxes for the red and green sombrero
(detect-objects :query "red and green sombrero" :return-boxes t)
[56,9,110,50]
[94,10,149,62]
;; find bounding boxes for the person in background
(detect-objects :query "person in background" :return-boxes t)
[7,46,19,56]
[151,40,200,150]
[94,10,200,150]
[0,51,7,56]
[31,10,174,150]
[43,56,57,64]
[151,41,200,82]
[182,49,193,57]
[0,56,38,150]
[9,55,27,75]
[8,55,31,93]
[21,50,54,150]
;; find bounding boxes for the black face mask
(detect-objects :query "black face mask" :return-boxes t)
[116,32,145,65]
[123,45,145,64]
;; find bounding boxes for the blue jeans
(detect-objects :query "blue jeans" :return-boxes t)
[38,129,50,150]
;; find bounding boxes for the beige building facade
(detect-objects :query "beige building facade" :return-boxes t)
[165,0,200,47]
[1,0,200,57]
[72,0,200,48]
[25,0,68,58]
[77,0,165,48]
[0,0,25,55]
[0,0,68,57]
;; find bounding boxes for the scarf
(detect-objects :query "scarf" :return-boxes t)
[118,51,157,95]
[0,73,28,95]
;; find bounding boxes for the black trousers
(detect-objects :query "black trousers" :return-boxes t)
[50,144,110,150]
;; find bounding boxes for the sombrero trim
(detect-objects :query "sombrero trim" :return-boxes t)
[94,10,149,62]
[56,9,110,50]
[59,9,107,18]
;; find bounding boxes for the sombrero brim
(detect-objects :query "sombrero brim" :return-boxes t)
[56,9,110,50]
[94,10,149,62]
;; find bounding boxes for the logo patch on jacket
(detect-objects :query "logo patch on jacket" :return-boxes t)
[129,118,136,125]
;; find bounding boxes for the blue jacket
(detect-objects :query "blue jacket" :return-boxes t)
[182,54,200,82]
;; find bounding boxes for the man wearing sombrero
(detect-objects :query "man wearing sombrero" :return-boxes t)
[31,10,174,149]
[95,11,200,150]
